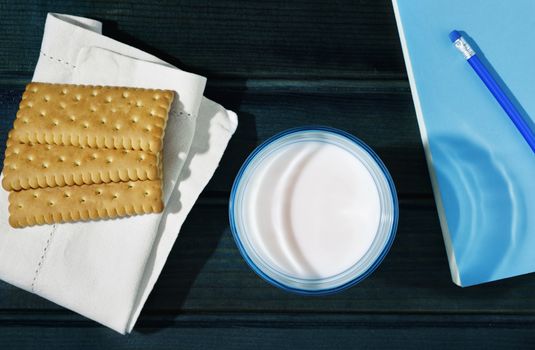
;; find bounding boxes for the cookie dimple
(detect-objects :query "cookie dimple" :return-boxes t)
[8,180,163,228]
[2,143,159,191]
[4,82,169,228]
[11,82,174,154]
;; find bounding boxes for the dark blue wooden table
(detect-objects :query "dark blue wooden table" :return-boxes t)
[1,1,535,348]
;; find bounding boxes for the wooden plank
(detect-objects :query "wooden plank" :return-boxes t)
[0,83,432,195]
[4,1,532,347]
[0,314,534,349]
[207,80,430,195]
[0,0,405,79]
[1,200,534,314]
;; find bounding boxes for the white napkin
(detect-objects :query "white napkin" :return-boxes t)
[0,13,238,334]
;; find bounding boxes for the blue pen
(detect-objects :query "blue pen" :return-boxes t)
[449,30,535,154]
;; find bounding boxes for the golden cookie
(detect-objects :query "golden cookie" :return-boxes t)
[8,180,163,228]
[10,82,174,153]
[2,142,160,191]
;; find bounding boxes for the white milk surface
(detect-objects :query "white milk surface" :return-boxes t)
[243,141,381,279]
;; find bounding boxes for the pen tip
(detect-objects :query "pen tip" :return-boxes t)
[449,30,462,43]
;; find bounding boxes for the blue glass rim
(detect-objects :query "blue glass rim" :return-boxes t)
[229,126,399,296]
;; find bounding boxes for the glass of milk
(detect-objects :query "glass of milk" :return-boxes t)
[229,127,398,294]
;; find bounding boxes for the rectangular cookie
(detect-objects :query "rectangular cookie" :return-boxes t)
[10,82,174,153]
[8,180,163,228]
[2,141,160,191]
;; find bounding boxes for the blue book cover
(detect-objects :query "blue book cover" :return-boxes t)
[392,0,535,286]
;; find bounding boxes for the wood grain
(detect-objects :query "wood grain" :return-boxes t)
[0,0,405,79]
[1,77,534,342]
[1,200,535,314]
[1,0,533,347]
[1,314,535,349]
[0,84,432,195]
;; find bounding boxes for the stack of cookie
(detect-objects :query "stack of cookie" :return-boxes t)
[2,82,174,228]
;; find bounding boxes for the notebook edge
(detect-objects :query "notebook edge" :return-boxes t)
[391,0,462,287]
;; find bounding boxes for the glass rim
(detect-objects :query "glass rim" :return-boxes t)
[229,126,399,295]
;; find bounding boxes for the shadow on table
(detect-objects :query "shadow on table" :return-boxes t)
[98,18,260,334]
[369,140,530,304]
[137,112,257,334]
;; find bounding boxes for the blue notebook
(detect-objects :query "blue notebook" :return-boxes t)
[393,0,535,286]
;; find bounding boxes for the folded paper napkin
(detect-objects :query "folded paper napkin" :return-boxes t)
[0,13,238,334]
